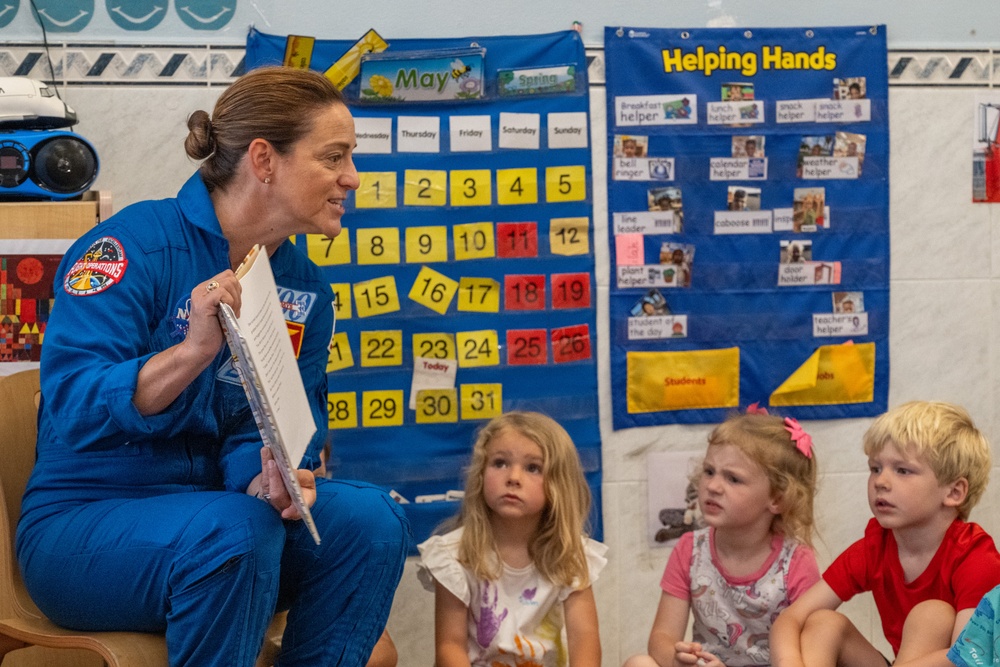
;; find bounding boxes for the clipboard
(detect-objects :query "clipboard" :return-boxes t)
[218,246,321,544]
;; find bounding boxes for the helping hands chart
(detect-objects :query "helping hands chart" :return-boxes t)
[247,29,601,545]
[605,26,889,429]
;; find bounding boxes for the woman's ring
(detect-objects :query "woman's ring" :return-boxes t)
[206,281,219,293]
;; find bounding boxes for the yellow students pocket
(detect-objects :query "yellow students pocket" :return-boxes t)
[770,342,875,406]
[627,347,740,413]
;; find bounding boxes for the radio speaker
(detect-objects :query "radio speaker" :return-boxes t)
[0,129,99,201]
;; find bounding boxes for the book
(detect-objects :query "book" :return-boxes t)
[218,244,321,544]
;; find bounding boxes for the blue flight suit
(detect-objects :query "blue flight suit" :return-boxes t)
[16,173,408,666]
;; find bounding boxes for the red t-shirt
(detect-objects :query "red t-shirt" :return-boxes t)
[823,518,1000,654]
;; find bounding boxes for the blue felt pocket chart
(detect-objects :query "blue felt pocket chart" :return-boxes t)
[604,26,889,429]
[246,28,601,550]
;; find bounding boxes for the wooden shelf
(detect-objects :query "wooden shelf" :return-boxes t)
[0,192,111,239]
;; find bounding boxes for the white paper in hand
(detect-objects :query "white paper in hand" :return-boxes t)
[218,245,320,544]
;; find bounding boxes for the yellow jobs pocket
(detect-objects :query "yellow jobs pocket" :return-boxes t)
[770,342,875,406]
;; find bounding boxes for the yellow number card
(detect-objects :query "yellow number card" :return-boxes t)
[460,383,502,420]
[404,169,447,207]
[356,172,397,208]
[627,348,740,412]
[412,333,456,360]
[770,342,875,406]
[497,167,538,205]
[453,222,495,261]
[352,276,400,318]
[306,231,351,266]
[327,391,358,429]
[549,217,590,256]
[457,330,499,368]
[457,277,500,313]
[415,389,459,424]
[360,330,403,367]
[405,226,448,263]
[450,169,492,207]
[408,266,459,315]
[356,227,401,265]
[326,331,354,372]
[545,165,586,203]
[329,283,352,320]
[362,390,404,427]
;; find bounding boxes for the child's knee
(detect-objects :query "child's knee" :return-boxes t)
[900,599,957,649]
[622,655,659,667]
[802,608,854,641]
[905,599,957,628]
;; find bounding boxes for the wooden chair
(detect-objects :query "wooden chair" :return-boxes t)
[0,369,284,666]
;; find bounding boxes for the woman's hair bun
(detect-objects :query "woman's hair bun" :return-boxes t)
[184,109,216,160]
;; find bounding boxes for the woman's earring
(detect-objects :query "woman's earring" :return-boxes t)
[264,177,271,184]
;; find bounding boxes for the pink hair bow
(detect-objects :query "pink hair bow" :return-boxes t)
[784,417,813,459]
[746,402,769,415]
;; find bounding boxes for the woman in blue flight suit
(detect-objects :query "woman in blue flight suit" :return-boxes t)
[16,66,409,666]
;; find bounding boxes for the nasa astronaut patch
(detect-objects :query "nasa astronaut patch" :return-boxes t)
[63,236,129,296]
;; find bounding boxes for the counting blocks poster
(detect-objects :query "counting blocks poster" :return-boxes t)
[605,26,889,428]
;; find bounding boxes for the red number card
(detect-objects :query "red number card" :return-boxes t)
[550,272,591,309]
[506,328,548,365]
[496,222,538,259]
[503,274,546,311]
[551,324,591,363]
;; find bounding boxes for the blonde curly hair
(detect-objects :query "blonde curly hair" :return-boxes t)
[701,412,818,547]
[458,412,592,588]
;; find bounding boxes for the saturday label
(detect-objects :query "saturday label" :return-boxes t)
[499,112,540,150]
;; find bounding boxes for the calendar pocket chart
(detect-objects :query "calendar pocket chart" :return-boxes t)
[604,26,889,428]
[247,29,601,545]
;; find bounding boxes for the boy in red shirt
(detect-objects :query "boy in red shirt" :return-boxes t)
[771,401,1000,667]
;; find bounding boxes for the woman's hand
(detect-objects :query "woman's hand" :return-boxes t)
[133,271,241,416]
[253,446,317,520]
[182,271,241,362]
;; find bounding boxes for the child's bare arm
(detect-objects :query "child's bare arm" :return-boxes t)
[770,580,843,667]
[565,587,601,667]
[645,592,691,666]
[434,581,472,667]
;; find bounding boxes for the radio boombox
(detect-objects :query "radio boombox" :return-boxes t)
[0,129,99,200]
